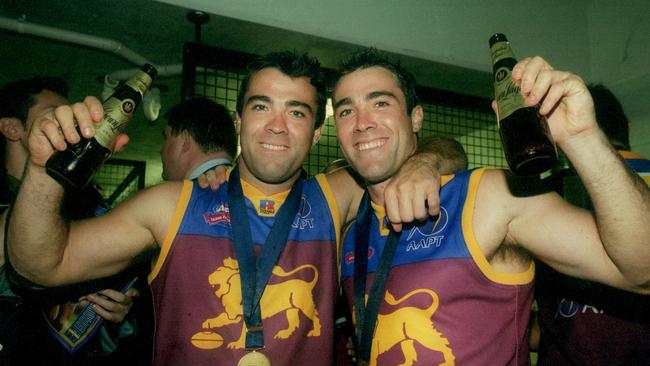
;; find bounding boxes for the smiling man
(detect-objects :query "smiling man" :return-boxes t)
[8,51,444,365]
[333,49,650,365]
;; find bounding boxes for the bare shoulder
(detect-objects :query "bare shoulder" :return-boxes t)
[473,168,559,257]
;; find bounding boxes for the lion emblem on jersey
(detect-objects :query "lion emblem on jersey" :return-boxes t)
[370,289,455,366]
[200,257,321,349]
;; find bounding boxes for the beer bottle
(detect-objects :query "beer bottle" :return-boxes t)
[489,33,557,176]
[46,64,158,189]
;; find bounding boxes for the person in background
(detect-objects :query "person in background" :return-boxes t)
[533,84,650,365]
[0,76,143,365]
[161,98,236,181]
[417,135,468,173]
[332,48,650,365]
[7,51,443,366]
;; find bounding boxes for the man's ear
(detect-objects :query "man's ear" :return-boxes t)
[235,113,242,135]
[181,130,192,152]
[410,105,424,133]
[0,117,24,141]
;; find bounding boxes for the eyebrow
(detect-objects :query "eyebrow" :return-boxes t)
[333,90,398,110]
[245,95,272,106]
[286,100,313,114]
[367,90,397,101]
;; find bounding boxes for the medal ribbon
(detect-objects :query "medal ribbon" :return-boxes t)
[353,191,401,365]
[228,166,303,350]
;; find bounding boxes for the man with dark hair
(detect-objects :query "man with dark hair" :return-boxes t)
[236,50,328,130]
[533,84,650,365]
[332,49,650,365]
[161,98,236,181]
[418,135,468,172]
[8,51,441,365]
[0,76,140,365]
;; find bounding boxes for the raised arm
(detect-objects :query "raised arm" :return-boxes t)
[480,56,650,292]
[7,97,179,286]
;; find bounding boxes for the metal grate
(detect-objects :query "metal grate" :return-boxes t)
[94,158,146,206]
[182,42,507,176]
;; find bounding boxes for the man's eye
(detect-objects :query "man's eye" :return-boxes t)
[252,104,267,111]
[375,101,389,108]
[338,109,352,118]
[290,110,305,118]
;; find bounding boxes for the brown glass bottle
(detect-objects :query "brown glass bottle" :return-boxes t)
[489,33,557,176]
[46,64,157,189]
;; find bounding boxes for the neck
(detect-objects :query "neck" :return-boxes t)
[238,165,299,196]
[5,142,28,180]
[366,180,389,206]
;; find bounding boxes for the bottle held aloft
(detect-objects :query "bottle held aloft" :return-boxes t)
[46,64,158,189]
[489,33,557,176]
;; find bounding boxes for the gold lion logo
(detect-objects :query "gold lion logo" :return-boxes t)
[199,257,321,349]
[369,289,455,366]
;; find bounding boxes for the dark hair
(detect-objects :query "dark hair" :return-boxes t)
[587,84,630,150]
[236,51,327,129]
[335,48,420,114]
[418,135,468,173]
[0,76,68,124]
[165,98,237,158]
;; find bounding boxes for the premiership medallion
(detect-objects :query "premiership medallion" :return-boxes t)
[238,350,271,366]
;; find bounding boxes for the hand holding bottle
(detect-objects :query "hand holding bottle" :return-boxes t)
[27,96,130,168]
[45,64,156,189]
[510,56,597,149]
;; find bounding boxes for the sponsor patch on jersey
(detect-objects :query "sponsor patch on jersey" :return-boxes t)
[405,206,448,252]
[344,247,375,265]
[292,196,314,230]
[204,203,230,225]
[260,199,276,215]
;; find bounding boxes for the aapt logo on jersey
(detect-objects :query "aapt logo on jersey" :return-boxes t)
[557,298,604,318]
[406,206,448,252]
[292,196,314,230]
[204,203,230,225]
[260,199,276,215]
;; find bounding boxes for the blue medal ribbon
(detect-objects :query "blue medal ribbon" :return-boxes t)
[353,191,401,365]
[227,166,303,350]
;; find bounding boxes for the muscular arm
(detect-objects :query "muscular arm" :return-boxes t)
[8,162,181,286]
[7,96,182,286]
[562,129,650,286]
[474,56,650,292]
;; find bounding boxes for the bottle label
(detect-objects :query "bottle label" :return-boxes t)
[490,41,515,64]
[494,66,525,125]
[93,69,152,149]
[94,97,135,149]
[125,70,153,97]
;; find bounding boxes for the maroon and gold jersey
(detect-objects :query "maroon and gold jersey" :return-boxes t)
[149,174,340,365]
[341,168,534,365]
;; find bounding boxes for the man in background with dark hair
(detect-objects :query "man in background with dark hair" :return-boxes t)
[0,76,143,365]
[161,98,236,181]
[533,84,650,365]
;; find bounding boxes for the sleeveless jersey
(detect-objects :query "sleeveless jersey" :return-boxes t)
[149,174,340,366]
[535,151,650,365]
[341,168,534,365]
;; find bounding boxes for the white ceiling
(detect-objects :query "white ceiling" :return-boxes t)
[1,0,649,152]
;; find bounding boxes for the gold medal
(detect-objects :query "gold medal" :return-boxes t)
[238,350,271,366]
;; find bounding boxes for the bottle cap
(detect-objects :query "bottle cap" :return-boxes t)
[489,33,508,47]
[142,63,159,79]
